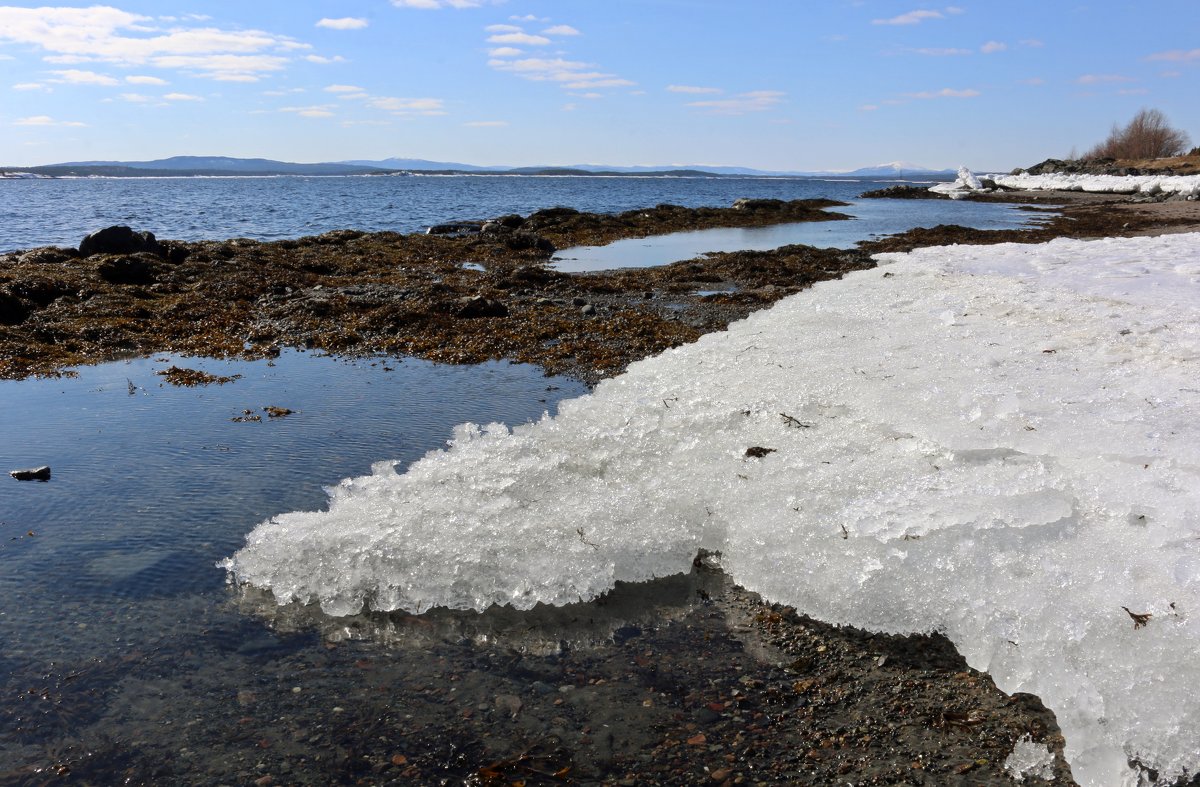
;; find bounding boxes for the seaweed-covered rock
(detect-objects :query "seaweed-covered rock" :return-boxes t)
[456,295,508,318]
[80,226,162,257]
[0,290,28,325]
[97,253,163,285]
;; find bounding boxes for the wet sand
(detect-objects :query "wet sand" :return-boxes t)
[2,190,1198,784]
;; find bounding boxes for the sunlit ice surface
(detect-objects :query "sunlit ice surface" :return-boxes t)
[224,232,1200,786]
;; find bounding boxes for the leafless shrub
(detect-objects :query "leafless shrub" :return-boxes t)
[1085,109,1191,160]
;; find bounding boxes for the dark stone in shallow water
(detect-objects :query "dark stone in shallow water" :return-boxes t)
[79,225,162,258]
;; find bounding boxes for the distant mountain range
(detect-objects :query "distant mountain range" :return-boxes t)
[0,155,956,179]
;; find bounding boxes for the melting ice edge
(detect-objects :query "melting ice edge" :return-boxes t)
[223,232,1200,787]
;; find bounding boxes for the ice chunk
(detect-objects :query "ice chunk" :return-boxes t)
[986,171,1200,197]
[1004,735,1056,781]
[930,165,986,199]
[223,232,1200,786]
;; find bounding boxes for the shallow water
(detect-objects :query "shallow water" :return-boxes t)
[551,198,1054,272]
[0,351,591,773]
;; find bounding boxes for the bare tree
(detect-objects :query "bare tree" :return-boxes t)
[1085,109,1191,160]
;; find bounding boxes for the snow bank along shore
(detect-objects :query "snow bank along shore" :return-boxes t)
[224,231,1200,785]
[932,165,1200,199]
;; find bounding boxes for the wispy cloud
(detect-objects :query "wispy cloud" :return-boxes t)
[1076,74,1134,84]
[872,7,963,25]
[910,47,971,56]
[488,32,550,45]
[316,18,369,30]
[980,41,1007,54]
[50,69,119,86]
[306,55,347,64]
[281,104,336,118]
[14,114,86,126]
[324,84,365,93]
[667,84,722,94]
[485,23,632,92]
[687,90,785,115]
[903,87,981,99]
[164,92,202,101]
[368,96,446,115]
[12,82,47,91]
[1146,49,1200,63]
[126,75,168,85]
[464,120,508,127]
[0,6,306,82]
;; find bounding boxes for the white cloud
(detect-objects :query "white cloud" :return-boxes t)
[306,55,347,64]
[14,115,86,126]
[12,82,47,90]
[511,15,545,22]
[50,69,119,86]
[667,84,722,94]
[904,87,981,98]
[873,9,942,25]
[281,104,336,118]
[980,41,1007,54]
[120,92,152,102]
[859,104,879,111]
[1021,77,1046,85]
[1076,74,1134,84]
[488,32,550,45]
[485,24,522,33]
[563,77,633,89]
[464,120,508,127]
[0,6,307,82]
[488,47,522,57]
[687,90,785,115]
[543,25,579,36]
[164,92,202,101]
[126,75,168,85]
[368,96,446,115]
[1147,49,1200,63]
[1118,88,1149,95]
[316,17,368,30]
[1019,39,1044,48]
[324,84,365,93]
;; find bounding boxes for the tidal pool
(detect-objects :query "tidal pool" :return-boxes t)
[551,198,1056,272]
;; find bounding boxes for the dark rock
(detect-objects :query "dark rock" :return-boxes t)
[18,247,77,264]
[859,185,948,200]
[456,295,509,318]
[493,214,526,229]
[507,265,561,285]
[581,303,597,316]
[427,221,483,236]
[159,241,192,264]
[97,253,162,285]
[0,290,29,325]
[80,226,162,257]
[10,466,51,481]
[504,230,555,254]
[732,198,786,211]
[526,207,580,224]
[572,297,589,307]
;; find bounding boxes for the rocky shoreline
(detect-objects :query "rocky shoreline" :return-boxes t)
[5,189,1199,785]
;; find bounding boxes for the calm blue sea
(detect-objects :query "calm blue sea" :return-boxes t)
[0,173,970,252]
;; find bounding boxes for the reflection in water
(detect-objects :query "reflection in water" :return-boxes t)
[233,557,726,656]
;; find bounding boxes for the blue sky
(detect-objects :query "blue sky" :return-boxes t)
[1,1,1197,171]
